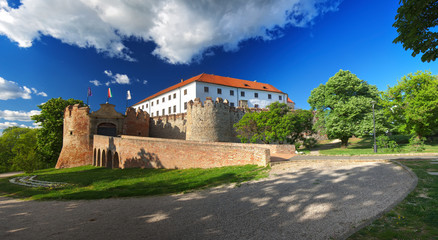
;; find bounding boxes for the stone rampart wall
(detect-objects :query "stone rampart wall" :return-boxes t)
[93,135,269,169]
[149,114,187,139]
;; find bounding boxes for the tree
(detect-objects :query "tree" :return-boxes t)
[0,127,39,172]
[393,0,438,62]
[308,70,380,148]
[31,98,84,166]
[11,128,43,173]
[234,102,313,144]
[382,71,438,138]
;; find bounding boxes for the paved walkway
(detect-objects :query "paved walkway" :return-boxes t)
[0,172,23,179]
[0,161,417,240]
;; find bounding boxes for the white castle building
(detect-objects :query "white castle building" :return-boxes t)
[132,73,294,117]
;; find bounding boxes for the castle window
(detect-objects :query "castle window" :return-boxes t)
[168,95,171,100]
[241,91,245,97]
[151,113,154,117]
[254,104,259,108]
[151,102,154,106]
[230,102,235,107]
[146,104,148,108]
[184,102,187,110]
[70,131,73,135]
[230,90,234,96]
[173,105,176,112]
[168,107,171,114]
[279,95,282,100]
[162,97,165,103]
[162,109,165,115]
[217,88,222,94]
[268,94,272,99]
[254,92,258,98]
[173,93,177,99]
[204,86,209,93]
[157,99,159,104]
[184,89,187,95]
[156,111,159,116]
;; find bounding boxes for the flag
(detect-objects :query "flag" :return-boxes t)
[87,87,92,97]
[127,90,131,100]
[108,88,112,98]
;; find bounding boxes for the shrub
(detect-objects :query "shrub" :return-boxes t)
[409,136,426,152]
[303,137,317,149]
[376,135,400,152]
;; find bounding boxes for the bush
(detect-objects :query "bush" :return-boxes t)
[409,136,426,152]
[389,134,411,144]
[303,137,317,149]
[294,142,302,150]
[376,135,400,152]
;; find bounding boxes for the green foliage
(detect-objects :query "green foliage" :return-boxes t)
[303,137,317,149]
[234,103,313,144]
[382,71,438,138]
[31,97,84,166]
[0,165,269,200]
[308,70,381,147]
[0,127,42,173]
[393,0,438,62]
[408,136,426,152]
[376,135,400,153]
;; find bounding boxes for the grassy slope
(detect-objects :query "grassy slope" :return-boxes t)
[318,137,438,155]
[349,160,438,239]
[0,165,269,200]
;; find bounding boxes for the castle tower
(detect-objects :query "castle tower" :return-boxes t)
[56,104,93,168]
[186,97,243,142]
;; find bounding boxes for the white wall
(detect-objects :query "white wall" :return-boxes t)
[133,81,288,115]
[132,82,197,116]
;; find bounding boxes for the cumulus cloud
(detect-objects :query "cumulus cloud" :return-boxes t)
[0,110,41,122]
[0,121,28,130]
[104,70,130,85]
[0,0,340,64]
[0,76,47,100]
[0,76,31,100]
[143,80,148,85]
[89,80,102,86]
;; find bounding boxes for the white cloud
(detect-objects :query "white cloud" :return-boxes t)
[0,76,31,100]
[37,91,47,97]
[0,0,340,64]
[104,70,131,85]
[90,80,102,86]
[0,110,40,122]
[143,80,148,85]
[0,121,27,130]
[0,76,47,100]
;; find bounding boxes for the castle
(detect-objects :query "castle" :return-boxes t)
[56,97,294,169]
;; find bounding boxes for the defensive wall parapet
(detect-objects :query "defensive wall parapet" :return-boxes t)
[92,135,270,169]
[149,113,186,139]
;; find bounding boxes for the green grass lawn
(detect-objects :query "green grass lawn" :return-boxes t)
[349,160,438,239]
[318,137,438,155]
[0,165,269,200]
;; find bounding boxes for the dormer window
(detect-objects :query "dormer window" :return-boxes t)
[263,86,267,89]
[244,84,249,87]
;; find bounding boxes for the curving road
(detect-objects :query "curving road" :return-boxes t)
[0,161,416,240]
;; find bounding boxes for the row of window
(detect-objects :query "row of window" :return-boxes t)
[203,86,282,100]
[143,89,190,109]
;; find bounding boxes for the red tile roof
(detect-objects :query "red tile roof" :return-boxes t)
[133,73,286,106]
[287,97,294,103]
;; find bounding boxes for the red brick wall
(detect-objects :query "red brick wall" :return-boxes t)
[93,135,269,169]
[123,108,149,137]
[56,104,93,168]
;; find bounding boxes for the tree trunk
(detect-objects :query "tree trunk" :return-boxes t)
[340,137,349,148]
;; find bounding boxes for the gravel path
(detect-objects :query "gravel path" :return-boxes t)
[0,161,416,240]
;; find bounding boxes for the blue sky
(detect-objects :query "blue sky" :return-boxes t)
[0,0,437,131]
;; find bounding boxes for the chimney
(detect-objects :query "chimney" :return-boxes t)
[181,79,184,82]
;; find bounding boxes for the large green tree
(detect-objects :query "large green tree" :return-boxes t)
[31,98,84,166]
[393,0,438,62]
[382,70,438,138]
[234,102,313,144]
[0,127,40,172]
[308,70,380,148]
